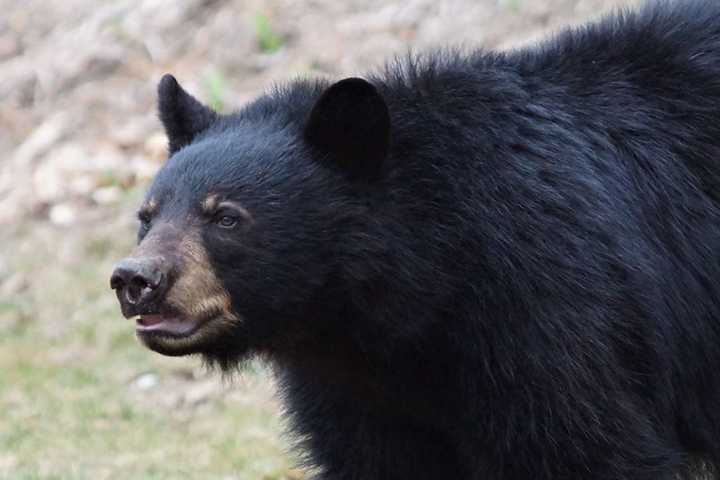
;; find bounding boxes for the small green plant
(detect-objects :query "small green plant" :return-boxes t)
[254,13,284,54]
[500,0,522,12]
[203,68,227,112]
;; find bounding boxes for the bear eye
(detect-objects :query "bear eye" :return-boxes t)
[217,215,239,229]
[138,212,152,233]
[207,201,252,229]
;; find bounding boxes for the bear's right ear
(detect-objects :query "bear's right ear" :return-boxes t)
[304,78,390,181]
[158,74,217,155]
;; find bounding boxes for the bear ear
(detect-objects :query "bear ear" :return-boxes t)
[157,74,217,155]
[304,77,390,180]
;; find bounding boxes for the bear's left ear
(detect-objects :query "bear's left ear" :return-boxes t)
[304,78,390,180]
[158,74,217,155]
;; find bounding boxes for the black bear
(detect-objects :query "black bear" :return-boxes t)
[111,1,720,478]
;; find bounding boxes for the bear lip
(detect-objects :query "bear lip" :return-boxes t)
[136,314,199,336]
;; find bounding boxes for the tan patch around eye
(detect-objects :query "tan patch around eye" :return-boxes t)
[201,195,253,223]
[217,201,254,223]
[139,197,158,217]
[201,194,220,214]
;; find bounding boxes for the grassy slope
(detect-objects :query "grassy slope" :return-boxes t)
[0,190,298,480]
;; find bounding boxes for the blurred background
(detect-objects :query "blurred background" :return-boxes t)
[0,0,635,478]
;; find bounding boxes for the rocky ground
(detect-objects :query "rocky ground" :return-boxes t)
[0,0,635,478]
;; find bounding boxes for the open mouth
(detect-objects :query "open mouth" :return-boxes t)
[134,314,201,337]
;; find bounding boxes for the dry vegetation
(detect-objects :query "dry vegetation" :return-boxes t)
[1,0,634,478]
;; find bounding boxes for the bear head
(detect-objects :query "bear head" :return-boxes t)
[110,74,391,368]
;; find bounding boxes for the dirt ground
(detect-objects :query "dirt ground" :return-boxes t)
[0,0,635,478]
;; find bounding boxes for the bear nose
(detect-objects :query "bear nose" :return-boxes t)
[110,258,167,308]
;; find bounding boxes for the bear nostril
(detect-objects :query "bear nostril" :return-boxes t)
[124,284,146,305]
[110,271,127,290]
[111,258,167,308]
[130,274,151,291]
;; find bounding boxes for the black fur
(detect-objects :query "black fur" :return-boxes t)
[305,77,390,180]
[158,73,217,154]
[143,1,720,478]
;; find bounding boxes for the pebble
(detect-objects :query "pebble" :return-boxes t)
[92,186,122,205]
[132,372,159,391]
[48,203,77,226]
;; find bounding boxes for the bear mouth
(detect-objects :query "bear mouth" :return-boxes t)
[132,308,240,358]
[134,314,201,337]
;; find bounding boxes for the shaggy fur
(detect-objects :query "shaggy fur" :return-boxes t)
[118,1,720,478]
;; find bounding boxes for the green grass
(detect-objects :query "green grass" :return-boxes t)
[0,194,298,479]
[254,14,284,54]
[499,0,523,12]
[203,68,228,113]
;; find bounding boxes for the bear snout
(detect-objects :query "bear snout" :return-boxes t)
[110,256,170,317]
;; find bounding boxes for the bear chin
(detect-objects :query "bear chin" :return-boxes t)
[136,315,249,361]
[136,330,205,357]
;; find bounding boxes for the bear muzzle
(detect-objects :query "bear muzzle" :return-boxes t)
[110,256,169,315]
